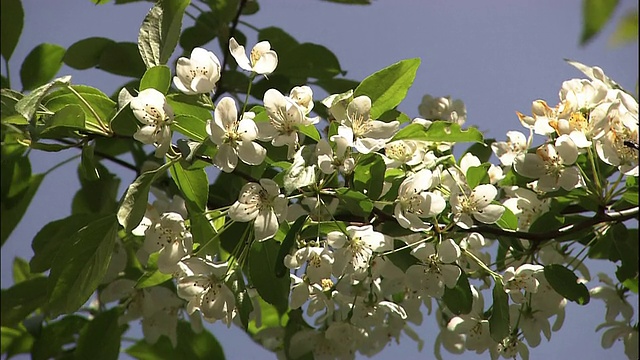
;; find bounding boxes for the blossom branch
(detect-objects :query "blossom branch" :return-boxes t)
[459,206,639,242]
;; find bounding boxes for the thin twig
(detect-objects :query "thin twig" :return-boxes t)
[212,0,248,104]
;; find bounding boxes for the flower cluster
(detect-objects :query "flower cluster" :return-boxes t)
[108,37,638,360]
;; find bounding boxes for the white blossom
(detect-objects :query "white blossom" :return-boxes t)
[130,88,174,158]
[418,94,467,125]
[394,169,446,231]
[451,184,505,229]
[142,212,193,274]
[406,239,461,298]
[228,179,287,242]
[229,37,278,75]
[337,95,399,154]
[502,264,544,303]
[207,97,266,172]
[176,257,236,325]
[173,47,221,95]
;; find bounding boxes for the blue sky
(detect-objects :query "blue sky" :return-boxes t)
[2,1,638,359]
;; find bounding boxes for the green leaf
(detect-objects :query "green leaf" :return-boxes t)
[258,27,299,52]
[249,239,290,315]
[0,277,48,327]
[14,76,71,121]
[140,65,171,94]
[135,269,173,289]
[489,280,510,342]
[126,321,225,360]
[117,161,172,232]
[299,221,348,240]
[31,315,88,360]
[544,264,590,305]
[610,9,638,46]
[442,271,473,315]
[172,114,208,142]
[80,140,100,181]
[1,325,34,357]
[495,206,518,231]
[138,0,190,68]
[0,0,24,61]
[277,43,343,80]
[47,215,118,316]
[20,43,66,91]
[580,0,619,45]
[335,188,374,218]
[1,167,44,246]
[38,104,86,139]
[465,163,491,189]
[98,42,146,77]
[75,308,125,360]
[12,257,32,284]
[354,58,420,119]
[275,215,308,278]
[42,85,116,136]
[170,163,208,212]
[391,122,483,143]
[528,211,564,234]
[353,153,385,200]
[110,92,139,137]
[30,214,101,272]
[63,37,116,70]
[385,240,419,272]
[72,162,120,215]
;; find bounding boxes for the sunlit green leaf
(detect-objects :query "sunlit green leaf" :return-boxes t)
[391,122,483,143]
[335,188,374,218]
[169,162,209,212]
[580,0,619,45]
[495,206,518,231]
[355,58,420,119]
[138,0,190,68]
[38,104,86,139]
[14,75,71,121]
[140,65,171,94]
[353,153,385,200]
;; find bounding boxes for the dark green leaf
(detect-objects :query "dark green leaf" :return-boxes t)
[140,65,171,94]
[544,264,590,305]
[126,321,225,360]
[169,163,209,212]
[249,239,290,315]
[0,0,24,61]
[277,43,343,80]
[20,43,66,91]
[335,188,374,218]
[489,280,510,342]
[80,141,100,181]
[528,211,564,234]
[353,153,385,200]
[354,58,420,119]
[31,315,87,360]
[463,139,495,163]
[63,37,115,70]
[30,214,101,272]
[117,161,173,232]
[0,277,48,327]
[1,169,44,246]
[258,27,299,52]
[75,308,125,360]
[442,271,473,315]
[580,0,619,45]
[47,215,118,316]
[99,42,146,77]
[72,162,120,215]
[276,215,308,278]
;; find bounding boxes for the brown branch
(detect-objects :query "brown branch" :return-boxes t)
[458,206,639,241]
[212,0,248,104]
[55,138,138,172]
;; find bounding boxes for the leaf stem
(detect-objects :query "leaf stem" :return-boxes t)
[65,85,111,135]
